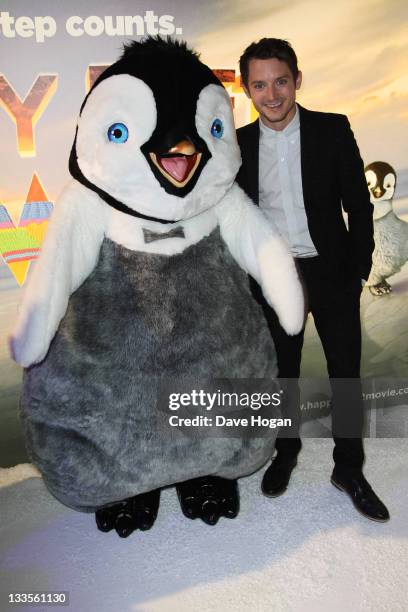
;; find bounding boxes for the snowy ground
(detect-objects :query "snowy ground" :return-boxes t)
[0,439,407,612]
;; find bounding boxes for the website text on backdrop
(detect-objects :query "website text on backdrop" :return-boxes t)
[236,37,389,521]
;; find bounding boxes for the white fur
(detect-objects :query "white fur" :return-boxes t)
[106,206,217,255]
[76,79,240,222]
[216,183,305,335]
[372,200,392,220]
[257,240,305,335]
[10,181,106,367]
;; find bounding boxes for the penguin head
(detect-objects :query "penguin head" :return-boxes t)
[365,161,396,219]
[69,37,240,223]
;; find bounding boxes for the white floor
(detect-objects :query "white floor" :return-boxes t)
[0,439,407,612]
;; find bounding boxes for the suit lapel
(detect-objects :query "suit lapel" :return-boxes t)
[245,120,260,205]
[298,104,315,213]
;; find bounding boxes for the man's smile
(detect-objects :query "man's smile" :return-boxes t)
[264,101,284,109]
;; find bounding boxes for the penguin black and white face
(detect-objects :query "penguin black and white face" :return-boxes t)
[365,161,396,219]
[70,39,240,223]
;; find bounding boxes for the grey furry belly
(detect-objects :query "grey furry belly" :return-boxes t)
[21,229,278,511]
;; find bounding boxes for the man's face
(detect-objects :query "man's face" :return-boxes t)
[243,58,302,131]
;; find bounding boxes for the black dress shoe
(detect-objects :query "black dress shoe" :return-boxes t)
[261,455,297,497]
[331,468,390,522]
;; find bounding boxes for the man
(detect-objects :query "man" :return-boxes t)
[236,38,389,521]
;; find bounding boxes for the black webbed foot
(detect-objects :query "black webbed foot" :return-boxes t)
[95,488,160,537]
[176,476,239,526]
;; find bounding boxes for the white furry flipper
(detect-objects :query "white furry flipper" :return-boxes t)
[10,180,106,367]
[216,183,305,335]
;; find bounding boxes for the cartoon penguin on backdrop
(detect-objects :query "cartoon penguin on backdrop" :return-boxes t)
[10,38,304,538]
[365,161,408,296]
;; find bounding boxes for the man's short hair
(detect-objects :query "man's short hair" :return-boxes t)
[239,38,299,88]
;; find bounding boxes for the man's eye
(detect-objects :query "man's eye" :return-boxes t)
[254,83,264,90]
[277,79,287,86]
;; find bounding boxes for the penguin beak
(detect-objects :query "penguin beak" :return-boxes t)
[149,139,202,187]
[373,186,385,199]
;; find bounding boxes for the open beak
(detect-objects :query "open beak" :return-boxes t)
[149,139,202,188]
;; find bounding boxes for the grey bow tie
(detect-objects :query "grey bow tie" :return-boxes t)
[143,226,185,244]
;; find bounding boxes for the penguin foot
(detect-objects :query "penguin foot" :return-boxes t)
[369,280,392,296]
[95,489,160,537]
[176,476,239,526]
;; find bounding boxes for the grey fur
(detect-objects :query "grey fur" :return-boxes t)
[21,229,278,512]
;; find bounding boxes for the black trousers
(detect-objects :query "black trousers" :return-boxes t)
[260,256,365,471]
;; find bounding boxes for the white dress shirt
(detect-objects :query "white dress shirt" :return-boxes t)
[259,105,318,258]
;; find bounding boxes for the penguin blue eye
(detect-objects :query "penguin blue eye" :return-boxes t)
[211,118,224,139]
[107,123,129,143]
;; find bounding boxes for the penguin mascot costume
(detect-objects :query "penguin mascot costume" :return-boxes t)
[365,161,408,296]
[10,38,304,538]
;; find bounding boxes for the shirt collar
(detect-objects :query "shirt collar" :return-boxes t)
[259,104,299,140]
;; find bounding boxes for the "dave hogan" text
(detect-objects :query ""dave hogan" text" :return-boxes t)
[169,415,291,429]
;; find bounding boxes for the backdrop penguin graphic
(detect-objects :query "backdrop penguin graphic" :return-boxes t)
[365,161,408,296]
[10,38,304,537]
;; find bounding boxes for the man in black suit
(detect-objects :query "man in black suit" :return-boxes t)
[236,38,389,521]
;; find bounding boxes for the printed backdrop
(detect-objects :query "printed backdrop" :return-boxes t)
[1,0,407,464]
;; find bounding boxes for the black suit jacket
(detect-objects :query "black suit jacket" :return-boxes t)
[236,104,374,282]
